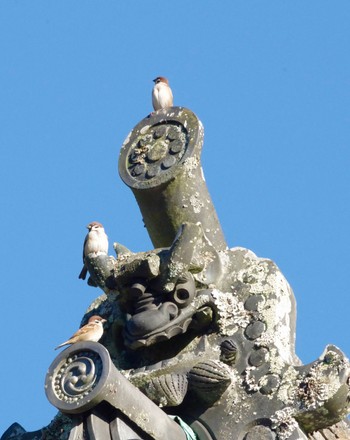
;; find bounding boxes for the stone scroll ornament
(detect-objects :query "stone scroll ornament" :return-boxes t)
[2,107,350,440]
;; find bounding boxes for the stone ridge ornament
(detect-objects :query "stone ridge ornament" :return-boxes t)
[44,342,187,440]
[118,107,226,250]
[127,122,187,180]
[2,107,350,440]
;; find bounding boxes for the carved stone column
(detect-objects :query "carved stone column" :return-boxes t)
[118,107,227,251]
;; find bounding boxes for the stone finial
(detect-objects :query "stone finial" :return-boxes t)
[118,107,227,251]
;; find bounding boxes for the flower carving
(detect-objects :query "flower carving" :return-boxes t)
[128,122,187,180]
[52,351,102,403]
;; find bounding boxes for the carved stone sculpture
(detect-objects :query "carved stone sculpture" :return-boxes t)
[2,107,350,440]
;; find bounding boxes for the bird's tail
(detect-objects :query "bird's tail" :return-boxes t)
[79,266,87,280]
[54,341,68,350]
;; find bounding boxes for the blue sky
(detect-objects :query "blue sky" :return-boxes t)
[1,1,349,435]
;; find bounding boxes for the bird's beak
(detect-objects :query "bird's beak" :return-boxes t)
[153,78,157,83]
[101,318,107,323]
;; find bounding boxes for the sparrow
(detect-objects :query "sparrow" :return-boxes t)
[55,315,107,350]
[152,76,173,111]
[79,221,109,280]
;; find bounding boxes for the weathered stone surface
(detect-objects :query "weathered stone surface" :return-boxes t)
[44,341,186,440]
[308,420,350,439]
[66,244,350,439]
[118,107,227,251]
[3,107,350,440]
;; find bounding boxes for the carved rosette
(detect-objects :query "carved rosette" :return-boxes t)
[127,122,188,182]
[119,107,202,190]
[45,341,111,414]
[52,351,102,404]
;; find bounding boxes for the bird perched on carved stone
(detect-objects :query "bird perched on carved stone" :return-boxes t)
[152,76,173,111]
[79,221,109,280]
[55,315,107,350]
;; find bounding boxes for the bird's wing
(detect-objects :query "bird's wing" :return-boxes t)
[78,266,88,280]
[82,235,88,261]
[71,322,96,338]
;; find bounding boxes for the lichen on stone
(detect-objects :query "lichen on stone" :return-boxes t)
[270,407,299,440]
[211,289,250,335]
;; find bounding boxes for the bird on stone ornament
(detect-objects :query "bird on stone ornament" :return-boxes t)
[152,76,173,111]
[78,221,108,280]
[55,315,107,350]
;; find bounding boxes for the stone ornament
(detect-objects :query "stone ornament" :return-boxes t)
[2,107,350,440]
[119,107,201,189]
[45,341,186,440]
[118,107,226,250]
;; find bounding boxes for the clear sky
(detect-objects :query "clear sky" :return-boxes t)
[1,1,349,435]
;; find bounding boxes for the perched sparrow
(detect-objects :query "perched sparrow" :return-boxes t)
[152,76,173,111]
[79,221,108,280]
[55,315,107,350]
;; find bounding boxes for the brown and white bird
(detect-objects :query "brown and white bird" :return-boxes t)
[152,76,173,111]
[55,315,107,350]
[79,221,109,280]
